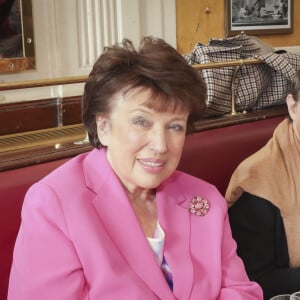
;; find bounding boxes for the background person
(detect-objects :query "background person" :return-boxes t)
[226,69,300,300]
[8,36,262,300]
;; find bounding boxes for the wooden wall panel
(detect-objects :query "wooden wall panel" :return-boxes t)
[0,99,57,135]
[61,96,82,126]
[176,0,300,54]
[0,96,82,135]
[176,0,225,54]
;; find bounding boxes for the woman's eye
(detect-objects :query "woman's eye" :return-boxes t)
[132,116,150,127]
[169,123,185,132]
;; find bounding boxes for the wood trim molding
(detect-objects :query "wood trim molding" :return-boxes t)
[0,104,288,171]
[0,124,92,171]
[193,105,288,131]
[0,141,92,171]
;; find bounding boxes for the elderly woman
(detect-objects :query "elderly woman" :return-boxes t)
[226,69,300,300]
[8,37,262,300]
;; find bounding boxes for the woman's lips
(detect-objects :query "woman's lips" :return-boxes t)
[137,158,166,171]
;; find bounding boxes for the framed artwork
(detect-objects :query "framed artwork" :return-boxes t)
[0,0,35,73]
[225,0,293,36]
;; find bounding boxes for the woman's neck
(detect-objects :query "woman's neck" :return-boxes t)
[127,189,158,237]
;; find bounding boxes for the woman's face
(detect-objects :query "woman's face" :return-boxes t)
[287,93,300,140]
[96,88,189,193]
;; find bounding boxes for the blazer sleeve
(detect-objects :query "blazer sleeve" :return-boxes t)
[8,182,89,300]
[228,192,300,300]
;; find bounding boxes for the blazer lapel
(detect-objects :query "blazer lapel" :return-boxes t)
[83,149,176,300]
[156,174,194,300]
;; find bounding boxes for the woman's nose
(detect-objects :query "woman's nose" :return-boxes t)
[148,127,168,153]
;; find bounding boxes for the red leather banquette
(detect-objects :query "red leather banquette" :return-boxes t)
[0,115,285,299]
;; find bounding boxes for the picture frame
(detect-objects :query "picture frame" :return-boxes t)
[225,0,293,36]
[0,0,35,73]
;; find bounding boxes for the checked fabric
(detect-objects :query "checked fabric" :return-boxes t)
[184,32,300,116]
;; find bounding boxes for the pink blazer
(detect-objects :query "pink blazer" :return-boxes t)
[8,148,263,300]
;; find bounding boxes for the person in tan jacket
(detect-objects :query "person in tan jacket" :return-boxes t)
[226,69,300,300]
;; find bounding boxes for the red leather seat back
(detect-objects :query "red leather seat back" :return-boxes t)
[178,116,285,195]
[0,158,69,299]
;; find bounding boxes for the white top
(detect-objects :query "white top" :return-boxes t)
[147,222,165,266]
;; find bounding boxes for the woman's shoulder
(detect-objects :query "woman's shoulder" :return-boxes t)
[173,170,219,193]
[26,151,94,202]
[41,152,89,184]
[169,170,227,210]
[23,151,96,215]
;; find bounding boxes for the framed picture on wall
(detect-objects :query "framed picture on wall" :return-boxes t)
[225,0,293,36]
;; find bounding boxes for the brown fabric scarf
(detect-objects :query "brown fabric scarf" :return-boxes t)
[226,118,300,267]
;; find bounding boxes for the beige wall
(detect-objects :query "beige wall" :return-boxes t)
[0,0,176,103]
[176,0,300,54]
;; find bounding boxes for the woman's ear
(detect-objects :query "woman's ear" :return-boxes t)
[286,94,297,121]
[95,115,110,146]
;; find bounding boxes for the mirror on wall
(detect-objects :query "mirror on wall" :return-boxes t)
[0,0,35,73]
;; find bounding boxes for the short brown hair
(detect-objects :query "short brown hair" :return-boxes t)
[82,36,207,148]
